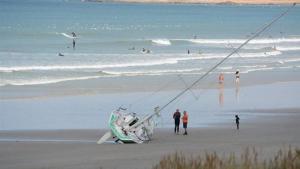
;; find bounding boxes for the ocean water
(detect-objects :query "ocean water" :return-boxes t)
[1,0,300,86]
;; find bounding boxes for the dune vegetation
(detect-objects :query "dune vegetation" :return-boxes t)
[153,147,300,169]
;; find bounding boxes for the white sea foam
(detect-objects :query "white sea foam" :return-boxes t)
[0,76,103,86]
[278,58,300,64]
[218,66,233,70]
[276,46,300,51]
[245,67,274,73]
[240,65,267,68]
[103,68,203,76]
[151,39,171,45]
[199,50,281,59]
[185,38,300,44]
[0,51,282,73]
[0,60,178,72]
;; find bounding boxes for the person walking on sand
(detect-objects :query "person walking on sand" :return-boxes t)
[235,115,240,130]
[182,111,188,135]
[173,109,181,134]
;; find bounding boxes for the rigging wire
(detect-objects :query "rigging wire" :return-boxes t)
[156,3,297,114]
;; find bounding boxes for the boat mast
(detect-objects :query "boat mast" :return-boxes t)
[157,3,296,113]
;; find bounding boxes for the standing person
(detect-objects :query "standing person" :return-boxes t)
[71,32,76,50]
[173,109,181,134]
[182,111,188,135]
[235,115,240,130]
[235,69,240,84]
[219,72,224,84]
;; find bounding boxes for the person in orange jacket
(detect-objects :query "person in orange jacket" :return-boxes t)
[182,111,188,135]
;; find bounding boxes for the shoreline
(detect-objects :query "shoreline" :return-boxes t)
[86,0,299,5]
[1,70,300,100]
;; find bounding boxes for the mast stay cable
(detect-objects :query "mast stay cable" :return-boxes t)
[156,3,296,113]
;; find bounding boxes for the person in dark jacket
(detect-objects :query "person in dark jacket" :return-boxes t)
[235,115,240,130]
[71,32,76,50]
[173,109,181,134]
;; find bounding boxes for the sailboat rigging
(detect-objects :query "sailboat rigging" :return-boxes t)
[97,3,296,144]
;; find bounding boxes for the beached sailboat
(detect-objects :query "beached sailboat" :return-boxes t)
[97,107,159,144]
[97,3,296,144]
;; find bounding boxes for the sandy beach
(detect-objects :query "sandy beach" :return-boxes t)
[0,111,299,169]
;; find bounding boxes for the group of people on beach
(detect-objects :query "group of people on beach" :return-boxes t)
[173,70,241,134]
[173,109,240,134]
[218,69,240,85]
[173,109,189,135]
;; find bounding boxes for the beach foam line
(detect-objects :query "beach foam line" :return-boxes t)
[199,50,281,59]
[151,39,171,45]
[217,66,233,70]
[0,60,178,72]
[278,58,300,64]
[0,75,105,86]
[245,67,274,73]
[174,38,300,44]
[276,46,300,51]
[0,51,281,73]
[102,68,203,76]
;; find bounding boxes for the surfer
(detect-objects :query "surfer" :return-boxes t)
[58,53,64,56]
[71,32,76,50]
[173,109,181,134]
[187,49,190,54]
[182,111,188,135]
[235,115,240,130]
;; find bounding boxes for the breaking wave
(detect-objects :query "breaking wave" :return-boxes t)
[276,46,300,51]
[186,38,300,44]
[151,39,171,45]
[102,68,203,76]
[0,51,282,73]
[0,76,102,87]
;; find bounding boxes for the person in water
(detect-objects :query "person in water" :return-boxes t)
[235,115,240,130]
[173,109,181,134]
[235,69,240,84]
[71,32,76,50]
[182,111,188,135]
[219,73,224,84]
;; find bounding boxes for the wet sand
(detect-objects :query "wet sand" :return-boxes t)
[1,70,299,100]
[0,111,299,169]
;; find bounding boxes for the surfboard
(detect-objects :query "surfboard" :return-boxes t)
[61,33,77,39]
